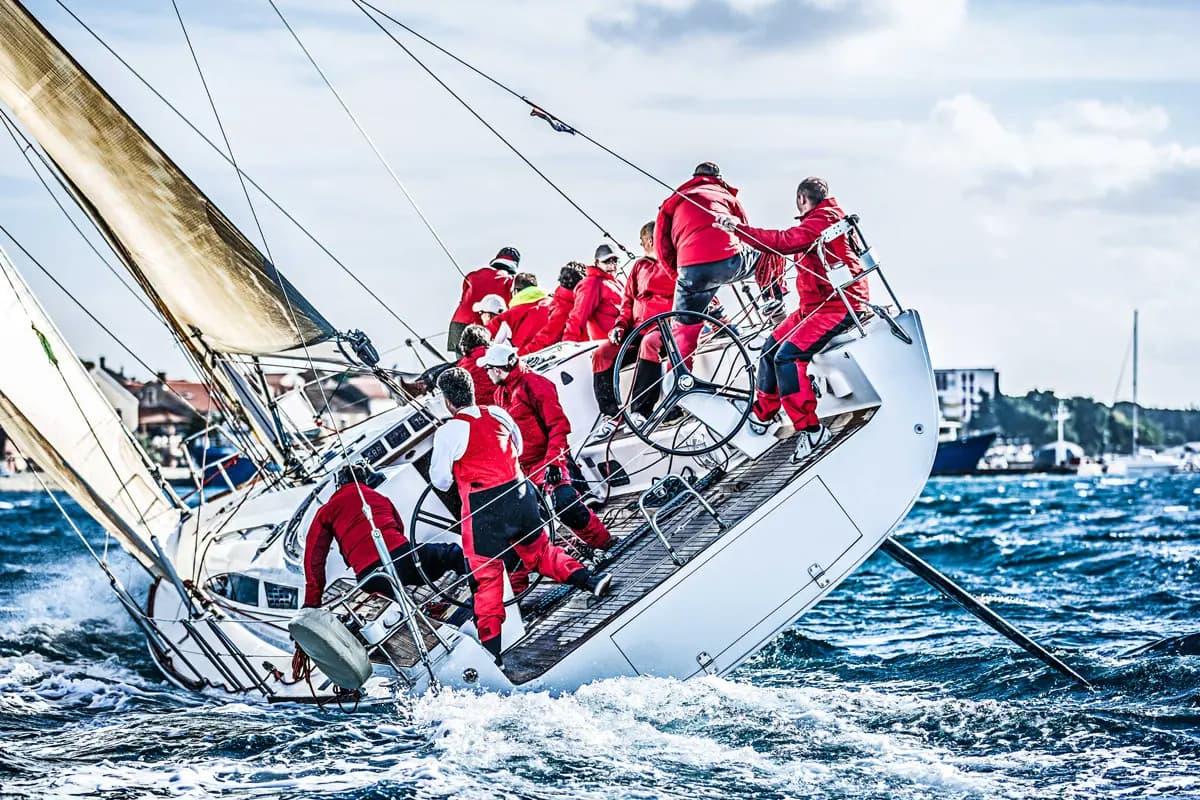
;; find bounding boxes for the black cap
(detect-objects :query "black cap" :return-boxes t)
[490,246,521,272]
[594,243,619,262]
[693,161,720,178]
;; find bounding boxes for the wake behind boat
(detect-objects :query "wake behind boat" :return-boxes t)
[0,0,1077,703]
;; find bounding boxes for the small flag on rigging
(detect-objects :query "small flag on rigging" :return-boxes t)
[529,105,576,135]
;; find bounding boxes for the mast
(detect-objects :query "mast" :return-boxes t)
[1132,309,1139,455]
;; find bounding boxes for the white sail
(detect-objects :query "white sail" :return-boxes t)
[0,0,335,356]
[0,246,180,575]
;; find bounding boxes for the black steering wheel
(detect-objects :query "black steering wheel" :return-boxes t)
[612,310,755,456]
[408,482,559,608]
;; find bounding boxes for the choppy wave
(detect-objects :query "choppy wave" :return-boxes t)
[1,476,1199,799]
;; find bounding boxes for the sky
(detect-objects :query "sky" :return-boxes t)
[0,0,1198,408]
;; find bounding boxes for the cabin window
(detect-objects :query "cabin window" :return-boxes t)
[207,573,260,606]
[264,582,298,610]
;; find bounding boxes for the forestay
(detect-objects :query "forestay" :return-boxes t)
[0,0,334,356]
[0,246,180,575]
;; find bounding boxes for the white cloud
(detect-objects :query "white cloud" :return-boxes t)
[906,94,1200,204]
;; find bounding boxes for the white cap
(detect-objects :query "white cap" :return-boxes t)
[472,294,507,315]
[476,342,519,369]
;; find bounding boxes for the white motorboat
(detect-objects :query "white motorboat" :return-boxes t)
[0,0,941,701]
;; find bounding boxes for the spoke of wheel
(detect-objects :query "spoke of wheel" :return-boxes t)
[642,392,683,437]
[657,317,686,371]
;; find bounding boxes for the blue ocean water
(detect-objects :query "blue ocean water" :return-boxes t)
[1,474,1198,799]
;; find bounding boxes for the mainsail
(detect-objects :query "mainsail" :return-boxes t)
[0,0,335,356]
[0,246,180,575]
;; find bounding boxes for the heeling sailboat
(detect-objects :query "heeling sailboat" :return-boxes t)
[0,0,942,700]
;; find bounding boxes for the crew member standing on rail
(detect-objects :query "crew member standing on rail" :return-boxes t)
[455,324,499,403]
[448,246,519,354]
[429,368,612,665]
[655,162,751,364]
[715,177,868,461]
[302,460,467,609]
[590,221,674,439]
[479,342,614,562]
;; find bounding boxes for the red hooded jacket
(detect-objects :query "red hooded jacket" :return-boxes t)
[451,266,514,326]
[457,345,499,404]
[563,266,621,342]
[655,175,748,275]
[303,482,407,607]
[615,256,675,332]
[735,197,868,315]
[493,363,571,480]
[488,299,552,353]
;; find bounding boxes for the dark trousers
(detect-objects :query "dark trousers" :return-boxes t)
[673,249,759,361]
[359,542,467,598]
[447,321,469,355]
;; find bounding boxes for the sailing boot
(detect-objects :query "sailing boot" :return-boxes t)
[480,635,503,667]
[568,568,613,598]
[791,424,832,464]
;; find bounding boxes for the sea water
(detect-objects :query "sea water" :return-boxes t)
[2,474,1198,799]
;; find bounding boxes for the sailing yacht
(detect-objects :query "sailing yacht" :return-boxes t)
[1104,311,1182,477]
[0,0,939,700]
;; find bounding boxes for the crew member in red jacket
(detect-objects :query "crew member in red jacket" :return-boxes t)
[480,343,614,566]
[448,246,519,354]
[717,177,868,461]
[302,460,466,609]
[655,163,753,363]
[430,368,612,664]
[525,263,586,352]
[455,325,499,404]
[589,222,674,440]
[562,245,621,343]
[486,274,550,352]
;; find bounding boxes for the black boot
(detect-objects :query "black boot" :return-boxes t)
[630,359,663,417]
[480,635,503,667]
[568,568,613,598]
[593,369,619,418]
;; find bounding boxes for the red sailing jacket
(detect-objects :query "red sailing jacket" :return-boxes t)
[457,345,499,404]
[488,299,552,353]
[303,483,407,607]
[451,407,521,492]
[526,286,574,351]
[735,198,869,315]
[655,175,748,275]
[615,256,675,332]
[451,266,514,326]
[563,266,621,342]
[494,363,571,480]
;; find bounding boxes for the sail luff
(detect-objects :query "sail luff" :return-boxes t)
[0,0,337,356]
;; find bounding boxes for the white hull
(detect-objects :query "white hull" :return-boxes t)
[145,309,937,700]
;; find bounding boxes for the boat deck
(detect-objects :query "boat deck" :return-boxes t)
[500,408,875,685]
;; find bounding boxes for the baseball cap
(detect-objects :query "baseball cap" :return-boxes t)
[472,294,507,315]
[594,243,620,262]
[476,342,519,369]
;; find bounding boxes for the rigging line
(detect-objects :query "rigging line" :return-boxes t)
[263,0,465,279]
[173,0,335,471]
[350,0,632,257]
[50,0,443,354]
[358,0,833,282]
[0,110,160,319]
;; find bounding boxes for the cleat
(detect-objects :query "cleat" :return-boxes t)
[791,425,831,463]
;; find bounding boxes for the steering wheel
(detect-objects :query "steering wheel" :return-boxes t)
[612,310,755,456]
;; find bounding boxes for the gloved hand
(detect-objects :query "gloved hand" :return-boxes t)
[608,326,625,345]
[712,213,739,232]
[291,643,310,681]
[544,463,563,487]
